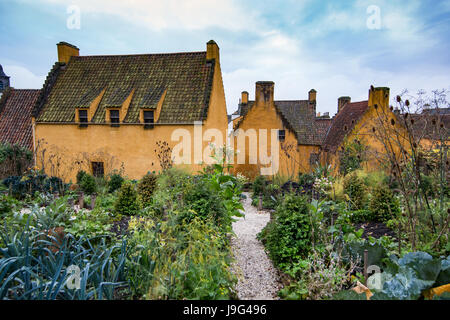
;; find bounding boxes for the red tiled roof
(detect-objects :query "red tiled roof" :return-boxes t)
[315,118,333,144]
[0,88,40,149]
[323,101,369,153]
[396,113,450,141]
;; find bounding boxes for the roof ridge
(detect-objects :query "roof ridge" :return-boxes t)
[74,51,206,58]
[9,88,41,92]
[275,100,309,102]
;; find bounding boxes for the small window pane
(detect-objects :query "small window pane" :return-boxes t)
[278,130,286,142]
[110,110,120,123]
[143,110,154,123]
[79,110,88,122]
[92,162,104,178]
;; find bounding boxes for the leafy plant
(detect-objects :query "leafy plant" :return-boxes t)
[79,174,97,195]
[338,139,367,176]
[76,170,87,184]
[258,194,311,269]
[0,221,127,300]
[369,185,401,222]
[343,172,367,210]
[108,173,124,193]
[114,182,141,216]
[0,143,33,178]
[137,173,157,207]
[126,216,236,300]
[252,175,267,196]
[370,252,447,300]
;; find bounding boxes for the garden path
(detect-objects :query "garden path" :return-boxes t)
[231,192,281,300]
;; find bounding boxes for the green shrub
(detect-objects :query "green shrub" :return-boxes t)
[76,170,87,184]
[0,143,33,178]
[108,173,124,193]
[343,173,367,210]
[180,179,226,229]
[298,172,315,187]
[80,173,97,195]
[0,194,18,218]
[350,209,375,223]
[369,185,401,222]
[338,139,367,176]
[258,194,311,269]
[2,174,65,199]
[252,175,267,196]
[419,173,435,198]
[137,173,158,207]
[115,182,141,216]
[126,216,236,300]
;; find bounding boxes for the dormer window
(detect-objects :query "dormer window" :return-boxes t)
[78,109,88,127]
[110,110,120,127]
[143,110,154,129]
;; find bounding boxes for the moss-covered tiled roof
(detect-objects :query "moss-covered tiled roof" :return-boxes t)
[234,100,326,146]
[35,52,215,124]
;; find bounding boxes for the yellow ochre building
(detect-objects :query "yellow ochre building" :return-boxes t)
[31,41,228,182]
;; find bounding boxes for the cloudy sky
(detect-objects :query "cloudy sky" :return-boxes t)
[1,0,449,115]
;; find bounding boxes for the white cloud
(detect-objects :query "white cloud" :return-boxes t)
[3,65,45,89]
[222,26,450,116]
[37,0,254,32]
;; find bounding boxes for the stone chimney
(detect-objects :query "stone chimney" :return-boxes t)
[241,91,249,104]
[368,86,390,110]
[206,40,220,61]
[338,96,351,113]
[309,89,317,103]
[255,81,274,107]
[57,42,79,64]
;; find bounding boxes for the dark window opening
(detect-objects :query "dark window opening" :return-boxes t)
[78,109,88,127]
[278,129,286,142]
[110,110,120,127]
[144,110,154,129]
[92,162,104,178]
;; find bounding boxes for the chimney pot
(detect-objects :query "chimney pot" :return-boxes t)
[309,89,317,103]
[206,40,220,61]
[368,87,390,110]
[241,91,249,104]
[57,42,79,64]
[255,81,275,106]
[338,96,351,113]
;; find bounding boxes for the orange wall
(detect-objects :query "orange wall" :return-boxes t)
[322,87,410,174]
[231,90,319,179]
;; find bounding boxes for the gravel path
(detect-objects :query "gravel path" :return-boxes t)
[231,192,282,300]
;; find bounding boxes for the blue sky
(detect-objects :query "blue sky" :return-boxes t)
[1,0,450,115]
